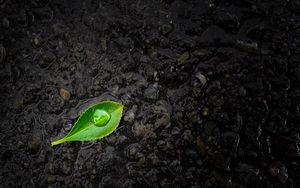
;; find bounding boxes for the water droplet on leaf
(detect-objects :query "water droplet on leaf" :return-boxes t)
[92,109,110,127]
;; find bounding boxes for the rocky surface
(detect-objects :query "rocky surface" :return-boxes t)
[0,0,299,187]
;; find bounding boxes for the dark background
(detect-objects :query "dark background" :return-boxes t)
[0,0,300,187]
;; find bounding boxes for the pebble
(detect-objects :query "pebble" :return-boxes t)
[101,37,107,51]
[236,40,259,52]
[117,135,127,145]
[230,112,243,132]
[144,84,159,100]
[33,38,40,47]
[236,40,270,55]
[59,88,71,101]
[171,127,180,135]
[147,153,160,165]
[202,107,209,117]
[239,87,247,96]
[132,122,151,137]
[52,23,65,36]
[124,105,137,124]
[193,49,211,59]
[145,169,159,183]
[127,144,139,158]
[183,130,193,142]
[177,52,190,65]
[105,146,115,153]
[154,113,171,129]
[47,175,56,183]
[195,72,207,86]
[167,85,189,103]
[185,148,198,159]
[160,179,172,187]
[28,132,41,152]
[160,23,173,35]
[236,163,259,176]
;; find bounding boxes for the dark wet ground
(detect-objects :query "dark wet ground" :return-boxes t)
[1,0,300,187]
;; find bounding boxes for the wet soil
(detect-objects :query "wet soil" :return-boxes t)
[1,0,300,187]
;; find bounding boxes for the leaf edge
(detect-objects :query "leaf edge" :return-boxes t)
[51,100,123,146]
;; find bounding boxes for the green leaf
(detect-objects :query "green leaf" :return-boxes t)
[51,101,123,146]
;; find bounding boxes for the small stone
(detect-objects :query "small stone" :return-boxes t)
[144,85,159,100]
[28,132,41,152]
[127,144,139,158]
[154,71,159,81]
[160,179,172,187]
[171,127,180,135]
[132,122,151,137]
[33,38,40,46]
[185,149,199,159]
[52,23,65,36]
[183,130,193,142]
[101,37,107,51]
[231,112,242,132]
[74,44,84,52]
[195,72,207,86]
[47,175,56,183]
[154,113,171,129]
[124,105,137,124]
[177,52,190,65]
[124,110,135,123]
[197,159,203,166]
[105,135,117,144]
[236,163,259,175]
[202,107,209,116]
[105,146,115,153]
[117,135,127,144]
[269,166,279,177]
[160,23,173,35]
[236,40,258,52]
[147,153,160,165]
[167,85,189,103]
[2,17,9,28]
[145,169,159,183]
[59,88,71,101]
[111,85,119,95]
[193,49,211,59]
[239,87,247,96]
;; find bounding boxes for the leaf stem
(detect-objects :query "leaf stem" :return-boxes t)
[51,138,67,146]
